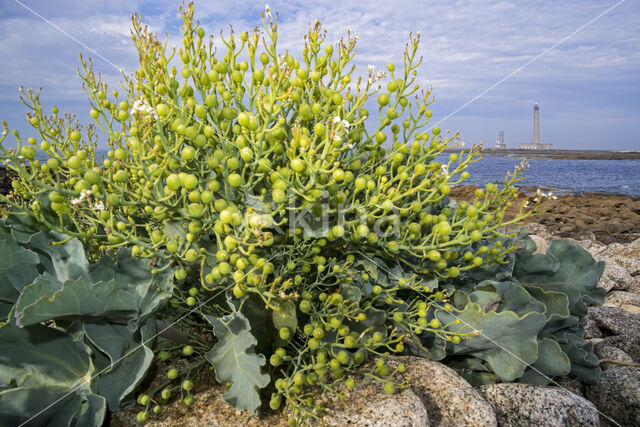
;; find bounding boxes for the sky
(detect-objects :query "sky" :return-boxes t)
[1,0,638,150]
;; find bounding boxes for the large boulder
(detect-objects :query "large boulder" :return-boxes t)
[594,335,640,362]
[585,367,640,427]
[323,381,429,427]
[479,383,600,427]
[383,356,497,426]
[598,263,633,292]
[594,344,635,369]
[587,306,640,336]
[592,239,640,276]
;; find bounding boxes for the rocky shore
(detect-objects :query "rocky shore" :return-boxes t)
[111,224,640,426]
[450,185,640,245]
[446,148,640,161]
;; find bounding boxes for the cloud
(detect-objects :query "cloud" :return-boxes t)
[1,0,638,149]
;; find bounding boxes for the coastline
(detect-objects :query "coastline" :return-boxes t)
[451,185,640,244]
[445,148,640,161]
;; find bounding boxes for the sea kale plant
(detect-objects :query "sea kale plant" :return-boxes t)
[0,3,604,425]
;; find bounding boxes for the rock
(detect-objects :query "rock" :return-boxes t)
[479,383,600,427]
[383,356,497,426]
[529,235,549,254]
[554,376,586,397]
[324,384,429,427]
[584,367,640,427]
[524,223,553,241]
[594,345,634,369]
[567,238,606,254]
[594,335,640,362]
[593,239,640,275]
[622,304,640,315]
[629,276,640,294]
[584,317,604,339]
[605,291,640,308]
[588,306,640,335]
[597,263,633,292]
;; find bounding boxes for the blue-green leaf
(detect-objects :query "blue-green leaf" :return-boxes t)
[204,312,270,413]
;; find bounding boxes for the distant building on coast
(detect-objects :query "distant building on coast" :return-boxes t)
[519,103,552,150]
[495,131,507,149]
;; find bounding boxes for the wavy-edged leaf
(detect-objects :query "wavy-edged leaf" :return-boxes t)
[204,312,270,413]
[0,324,105,427]
[83,320,155,411]
[437,301,546,381]
[13,249,172,328]
[0,325,92,391]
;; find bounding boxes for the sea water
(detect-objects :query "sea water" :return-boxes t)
[30,150,640,197]
[435,154,640,197]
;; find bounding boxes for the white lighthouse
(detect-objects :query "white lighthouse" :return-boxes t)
[520,103,552,149]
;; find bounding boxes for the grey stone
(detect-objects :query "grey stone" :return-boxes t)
[588,305,640,335]
[584,317,604,339]
[594,335,640,362]
[629,276,640,293]
[598,263,633,292]
[323,384,429,427]
[594,345,634,369]
[585,367,640,427]
[605,291,640,308]
[479,383,600,427]
[383,356,497,427]
[524,223,553,240]
[593,239,640,276]
[564,238,605,254]
[622,304,640,315]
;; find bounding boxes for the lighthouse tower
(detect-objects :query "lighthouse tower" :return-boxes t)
[533,103,540,146]
[519,103,552,149]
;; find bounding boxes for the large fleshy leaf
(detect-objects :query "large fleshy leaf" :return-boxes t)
[0,325,92,390]
[515,240,606,316]
[204,312,270,413]
[555,331,601,384]
[0,237,40,292]
[0,325,106,427]
[83,320,155,411]
[437,300,546,381]
[12,249,172,328]
[518,338,571,385]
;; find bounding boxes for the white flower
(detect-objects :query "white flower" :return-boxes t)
[71,198,82,206]
[346,143,354,149]
[333,134,342,142]
[332,116,341,124]
[524,201,531,208]
[552,195,558,200]
[342,119,350,128]
[17,155,24,160]
[533,197,539,202]
[368,64,375,74]
[80,189,93,199]
[94,201,105,211]
[131,99,158,119]
[265,4,272,20]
